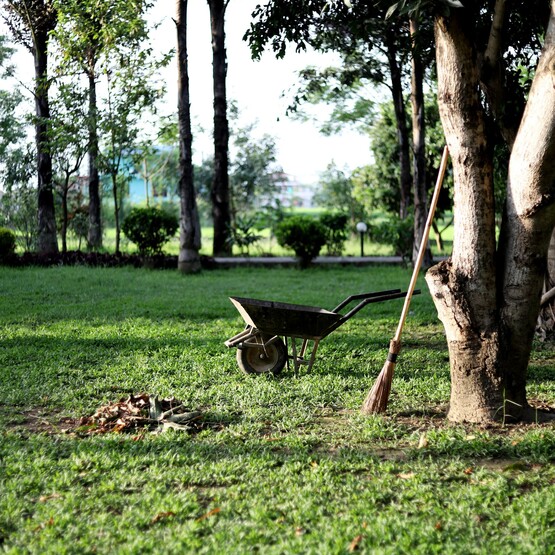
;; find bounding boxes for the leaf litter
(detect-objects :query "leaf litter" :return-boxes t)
[76,393,203,435]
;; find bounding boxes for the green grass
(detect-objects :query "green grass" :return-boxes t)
[98,225,399,257]
[1,265,554,554]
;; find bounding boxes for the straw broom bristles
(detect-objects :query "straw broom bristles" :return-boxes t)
[361,339,401,413]
[361,146,450,414]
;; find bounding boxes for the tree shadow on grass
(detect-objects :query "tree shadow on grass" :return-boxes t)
[3,409,555,474]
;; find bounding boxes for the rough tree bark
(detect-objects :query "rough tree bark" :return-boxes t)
[176,0,201,273]
[5,0,59,254]
[87,68,102,250]
[207,0,232,256]
[426,4,555,423]
[33,18,58,255]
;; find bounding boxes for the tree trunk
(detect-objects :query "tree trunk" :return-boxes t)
[497,11,555,412]
[61,178,69,254]
[432,221,444,252]
[427,9,501,423]
[427,6,555,423]
[176,0,201,273]
[410,17,432,268]
[537,227,555,335]
[112,174,120,254]
[547,228,555,292]
[34,24,58,255]
[479,0,520,150]
[384,27,411,219]
[87,69,102,250]
[207,0,232,256]
[143,157,150,207]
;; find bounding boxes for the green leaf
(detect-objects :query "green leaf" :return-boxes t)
[385,2,400,19]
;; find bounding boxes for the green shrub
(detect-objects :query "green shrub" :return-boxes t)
[275,215,326,268]
[369,214,414,261]
[0,227,16,260]
[319,212,349,256]
[0,183,37,251]
[227,215,262,255]
[69,208,89,250]
[122,207,178,256]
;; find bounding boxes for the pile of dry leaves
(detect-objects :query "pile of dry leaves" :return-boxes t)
[77,393,202,435]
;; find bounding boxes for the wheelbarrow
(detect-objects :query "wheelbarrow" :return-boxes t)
[225,288,419,375]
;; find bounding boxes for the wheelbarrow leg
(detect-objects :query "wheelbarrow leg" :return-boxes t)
[300,339,309,358]
[306,340,320,372]
[291,337,299,373]
[285,337,320,373]
[289,337,304,373]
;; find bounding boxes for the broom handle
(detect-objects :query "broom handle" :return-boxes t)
[393,145,450,342]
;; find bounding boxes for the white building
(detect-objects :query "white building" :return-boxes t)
[271,172,317,208]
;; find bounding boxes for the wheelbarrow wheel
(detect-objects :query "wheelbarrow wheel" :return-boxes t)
[237,336,287,375]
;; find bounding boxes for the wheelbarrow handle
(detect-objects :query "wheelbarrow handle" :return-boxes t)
[332,289,402,313]
[322,290,421,339]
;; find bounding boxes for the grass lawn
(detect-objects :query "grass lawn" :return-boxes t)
[0,264,554,554]
[97,226,400,258]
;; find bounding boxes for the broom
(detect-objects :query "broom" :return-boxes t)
[361,145,450,414]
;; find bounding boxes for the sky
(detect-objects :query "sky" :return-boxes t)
[3,0,374,185]
[151,0,372,184]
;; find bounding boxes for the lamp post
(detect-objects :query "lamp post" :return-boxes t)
[356,222,367,257]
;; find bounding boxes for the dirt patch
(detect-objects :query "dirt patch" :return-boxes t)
[2,406,78,434]
[389,400,555,433]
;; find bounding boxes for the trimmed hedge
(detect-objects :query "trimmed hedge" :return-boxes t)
[275,215,327,268]
[122,207,178,256]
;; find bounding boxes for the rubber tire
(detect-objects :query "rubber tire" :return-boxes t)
[236,336,287,375]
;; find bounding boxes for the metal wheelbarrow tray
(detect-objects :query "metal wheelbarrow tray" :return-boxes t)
[225,288,419,375]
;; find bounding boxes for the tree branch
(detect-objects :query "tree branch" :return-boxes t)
[479,0,521,149]
[484,0,506,66]
[541,285,555,306]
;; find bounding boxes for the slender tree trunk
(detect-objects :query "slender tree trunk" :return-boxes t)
[431,221,444,252]
[547,228,555,291]
[112,174,120,254]
[410,17,431,268]
[176,0,201,273]
[538,227,555,334]
[61,179,69,253]
[427,6,555,423]
[479,0,520,150]
[34,25,58,255]
[143,157,150,207]
[87,70,102,250]
[544,229,555,305]
[384,27,411,219]
[207,0,231,256]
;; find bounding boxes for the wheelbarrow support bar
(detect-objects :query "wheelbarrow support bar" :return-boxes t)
[332,289,402,312]
[322,289,421,339]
